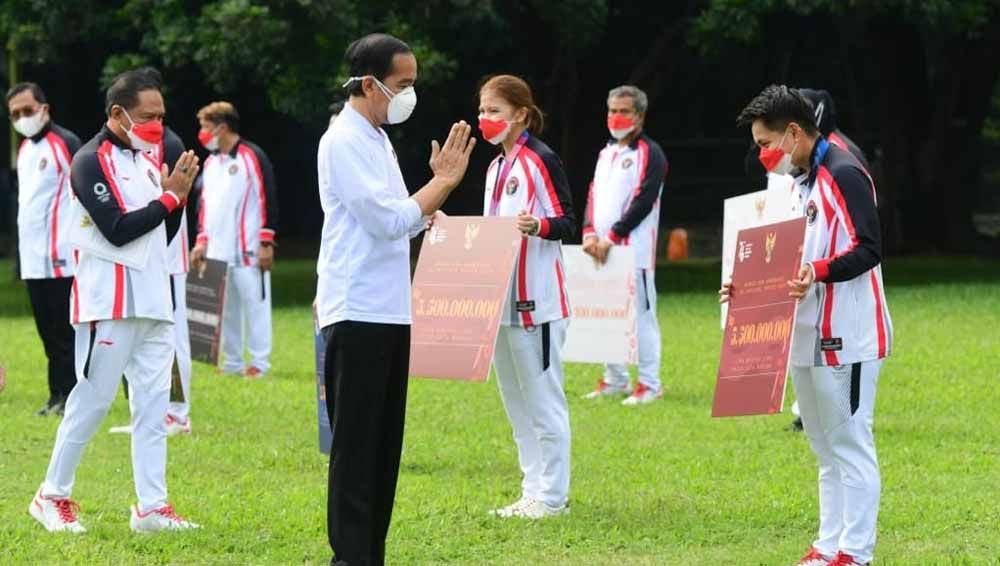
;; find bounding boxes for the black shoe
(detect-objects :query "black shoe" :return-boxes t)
[35,400,55,416]
[50,398,66,416]
[788,417,804,432]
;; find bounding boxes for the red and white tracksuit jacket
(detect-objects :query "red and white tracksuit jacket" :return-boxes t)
[68,126,185,324]
[792,139,893,367]
[582,133,668,270]
[196,138,278,266]
[16,122,82,279]
[483,132,576,327]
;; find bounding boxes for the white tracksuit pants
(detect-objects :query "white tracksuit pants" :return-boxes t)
[791,360,883,564]
[493,319,571,507]
[604,268,662,391]
[168,273,193,422]
[42,318,173,513]
[222,265,272,373]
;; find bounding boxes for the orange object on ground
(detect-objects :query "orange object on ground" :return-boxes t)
[667,228,688,261]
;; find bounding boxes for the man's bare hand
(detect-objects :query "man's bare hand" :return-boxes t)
[593,238,613,265]
[161,150,199,201]
[429,121,476,189]
[258,244,274,272]
[190,244,207,276]
[719,279,733,304]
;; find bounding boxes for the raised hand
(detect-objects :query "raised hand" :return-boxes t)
[429,121,476,189]
[161,150,200,201]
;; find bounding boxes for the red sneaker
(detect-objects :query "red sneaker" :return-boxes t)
[581,379,632,400]
[244,366,266,379]
[828,552,868,566]
[796,546,833,566]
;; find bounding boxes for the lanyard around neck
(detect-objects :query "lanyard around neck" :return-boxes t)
[489,132,529,216]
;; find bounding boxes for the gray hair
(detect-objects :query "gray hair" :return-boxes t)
[608,85,648,114]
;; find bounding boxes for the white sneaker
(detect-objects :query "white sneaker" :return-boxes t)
[28,487,86,533]
[165,415,192,436]
[514,499,569,519]
[488,497,534,518]
[130,504,200,533]
[622,383,663,406]
[582,379,632,399]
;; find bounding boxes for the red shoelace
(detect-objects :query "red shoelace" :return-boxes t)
[54,498,81,524]
[155,504,185,522]
[828,552,861,566]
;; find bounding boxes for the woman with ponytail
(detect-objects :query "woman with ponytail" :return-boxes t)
[477,74,576,519]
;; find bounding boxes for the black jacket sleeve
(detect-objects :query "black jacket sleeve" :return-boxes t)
[250,143,279,237]
[71,151,175,248]
[54,125,82,157]
[535,151,576,241]
[813,164,882,283]
[160,128,187,244]
[611,140,667,241]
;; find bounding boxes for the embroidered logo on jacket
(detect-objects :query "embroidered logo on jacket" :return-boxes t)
[229,164,239,175]
[39,157,48,171]
[622,158,633,169]
[505,177,519,195]
[806,201,819,225]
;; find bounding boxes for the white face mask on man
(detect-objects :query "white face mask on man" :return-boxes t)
[13,108,48,138]
[342,75,417,125]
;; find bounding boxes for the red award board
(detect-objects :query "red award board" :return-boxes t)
[409,216,522,381]
[713,217,806,417]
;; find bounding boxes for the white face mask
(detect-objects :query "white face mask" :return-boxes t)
[342,75,418,124]
[13,108,47,138]
[373,78,416,124]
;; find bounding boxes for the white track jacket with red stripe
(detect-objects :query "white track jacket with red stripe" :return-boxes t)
[483,132,576,328]
[792,138,893,367]
[68,126,185,324]
[196,138,278,266]
[16,122,81,279]
[582,133,667,270]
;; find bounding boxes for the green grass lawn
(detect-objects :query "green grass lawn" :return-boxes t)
[0,257,998,565]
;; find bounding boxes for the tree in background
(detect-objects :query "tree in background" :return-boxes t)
[692,0,1000,253]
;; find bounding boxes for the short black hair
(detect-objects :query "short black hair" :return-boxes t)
[343,33,412,97]
[6,82,47,104]
[105,67,163,115]
[736,84,818,135]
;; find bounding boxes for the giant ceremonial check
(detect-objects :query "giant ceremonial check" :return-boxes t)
[713,217,806,417]
[186,258,228,365]
[409,216,522,381]
[561,245,637,365]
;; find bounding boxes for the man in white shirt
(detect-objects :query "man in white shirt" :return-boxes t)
[316,33,475,566]
[8,82,82,415]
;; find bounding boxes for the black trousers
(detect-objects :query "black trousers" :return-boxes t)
[322,321,410,566]
[25,278,76,401]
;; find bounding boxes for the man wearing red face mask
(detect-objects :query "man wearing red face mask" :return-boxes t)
[724,85,892,566]
[581,85,668,406]
[29,67,201,533]
[190,101,278,378]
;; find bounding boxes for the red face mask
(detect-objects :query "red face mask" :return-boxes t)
[757,130,796,175]
[607,114,635,140]
[120,108,163,151]
[197,128,220,151]
[479,117,511,145]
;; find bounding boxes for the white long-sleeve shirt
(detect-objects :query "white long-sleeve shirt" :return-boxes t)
[314,103,427,328]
